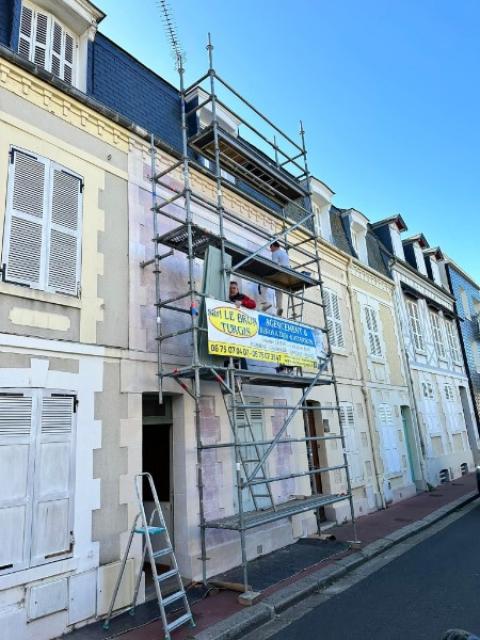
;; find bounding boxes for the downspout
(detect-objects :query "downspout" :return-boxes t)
[388,259,428,490]
[346,257,386,510]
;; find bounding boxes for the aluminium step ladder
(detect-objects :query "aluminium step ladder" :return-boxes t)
[102,473,195,639]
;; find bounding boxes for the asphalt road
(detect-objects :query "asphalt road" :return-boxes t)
[264,501,480,640]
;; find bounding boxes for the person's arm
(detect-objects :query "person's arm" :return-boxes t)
[241,294,257,309]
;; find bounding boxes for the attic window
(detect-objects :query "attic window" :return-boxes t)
[18,2,77,85]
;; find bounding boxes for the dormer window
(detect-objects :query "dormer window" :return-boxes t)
[18,2,77,85]
[347,209,369,264]
[413,242,427,276]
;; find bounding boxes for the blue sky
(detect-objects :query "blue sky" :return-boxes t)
[97,0,479,281]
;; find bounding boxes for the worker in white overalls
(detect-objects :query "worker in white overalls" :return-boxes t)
[269,240,290,316]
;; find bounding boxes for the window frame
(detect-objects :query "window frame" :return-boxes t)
[430,311,447,361]
[364,304,383,358]
[445,320,462,364]
[324,288,345,350]
[421,381,435,399]
[2,147,83,297]
[18,0,78,86]
[407,299,425,353]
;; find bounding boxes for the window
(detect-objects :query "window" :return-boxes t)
[0,391,76,574]
[364,305,382,357]
[339,403,363,484]
[460,288,471,320]
[421,381,435,399]
[202,157,235,184]
[324,289,344,349]
[430,312,446,360]
[377,403,401,475]
[407,300,425,351]
[445,320,461,363]
[472,341,480,372]
[2,148,82,295]
[18,2,76,84]
[444,384,455,401]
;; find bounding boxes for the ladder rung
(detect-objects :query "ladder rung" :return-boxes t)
[167,612,193,633]
[156,568,179,582]
[162,590,185,607]
[134,526,165,535]
[153,547,173,559]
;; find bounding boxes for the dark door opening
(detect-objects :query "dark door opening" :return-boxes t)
[304,402,326,522]
[142,394,173,549]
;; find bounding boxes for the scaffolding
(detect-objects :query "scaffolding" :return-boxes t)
[146,35,357,593]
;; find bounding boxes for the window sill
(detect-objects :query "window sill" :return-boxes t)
[385,471,403,480]
[0,282,81,309]
[0,556,78,590]
[331,347,348,357]
[369,355,385,364]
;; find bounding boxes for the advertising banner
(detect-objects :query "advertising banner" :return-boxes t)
[205,298,326,369]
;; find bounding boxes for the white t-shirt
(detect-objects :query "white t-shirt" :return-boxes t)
[271,247,290,268]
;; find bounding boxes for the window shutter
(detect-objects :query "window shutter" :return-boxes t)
[30,396,75,566]
[0,395,35,573]
[378,404,401,474]
[3,150,47,287]
[51,21,63,78]
[33,11,49,69]
[324,289,344,348]
[340,403,363,484]
[64,33,74,84]
[365,306,382,356]
[18,4,34,60]
[47,167,82,295]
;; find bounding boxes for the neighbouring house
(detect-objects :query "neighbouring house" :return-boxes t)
[372,217,479,486]
[441,256,480,448]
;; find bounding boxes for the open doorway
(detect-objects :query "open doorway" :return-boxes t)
[459,386,479,466]
[142,394,174,551]
[400,405,422,489]
[304,401,326,522]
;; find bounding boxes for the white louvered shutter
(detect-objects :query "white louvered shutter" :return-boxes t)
[30,396,75,566]
[18,4,34,60]
[0,395,35,573]
[235,399,269,512]
[33,10,49,69]
[3,150,47,287]
[365,306,382,357]
[47,166,82,295]
[51,21,63,78]
[324,289,344,348]
[339,403,363,484]
[378,404,401,474]
[64,32,74,84]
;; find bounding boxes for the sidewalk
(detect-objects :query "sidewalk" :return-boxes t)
[68,474,478,640]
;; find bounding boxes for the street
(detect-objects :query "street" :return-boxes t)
[250,500,480,640]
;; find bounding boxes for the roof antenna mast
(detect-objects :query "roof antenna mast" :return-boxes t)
[157,0,185,76]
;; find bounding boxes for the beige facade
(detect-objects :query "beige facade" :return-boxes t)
[0,55,133,639]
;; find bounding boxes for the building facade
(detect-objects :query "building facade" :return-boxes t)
[1,2,480,640]
[443,259,480,437]
[372,218,479,486]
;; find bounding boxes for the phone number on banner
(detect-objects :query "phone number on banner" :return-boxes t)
[207,341,318,368]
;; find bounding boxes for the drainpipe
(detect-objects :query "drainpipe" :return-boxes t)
[346,258,386,510]
[388,260,428,490]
